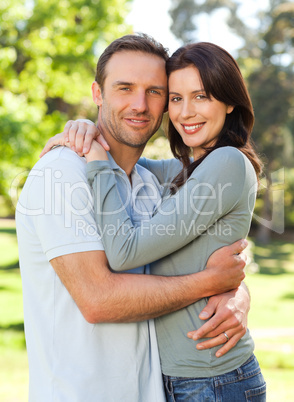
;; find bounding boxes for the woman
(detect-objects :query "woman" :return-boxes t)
[44,42,266,401]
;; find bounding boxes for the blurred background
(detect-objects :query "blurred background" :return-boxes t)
[0,0,293,400]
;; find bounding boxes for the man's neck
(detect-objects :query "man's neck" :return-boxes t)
[104,133,145,178]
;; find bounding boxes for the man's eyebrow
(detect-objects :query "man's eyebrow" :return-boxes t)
[112,81,133,87]
[149,85,167,91]
[112,81,166,92]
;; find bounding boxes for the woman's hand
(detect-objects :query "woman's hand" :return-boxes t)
[85,140,109,163]
[187,284,249,357]
[39,119,109,158]
[39,132,71,157]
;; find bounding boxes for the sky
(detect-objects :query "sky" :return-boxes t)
[126,0,270,56]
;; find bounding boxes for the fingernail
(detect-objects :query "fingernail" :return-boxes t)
[241,239,248,248]
[216,352,222,358]
[199,311,209,319]
[197,345,204,350]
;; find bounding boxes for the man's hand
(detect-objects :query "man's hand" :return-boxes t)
[187,283,250,357]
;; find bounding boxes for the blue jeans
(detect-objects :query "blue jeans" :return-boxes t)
[163,354,266,401]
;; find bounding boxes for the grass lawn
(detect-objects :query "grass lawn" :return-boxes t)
[0,220,294,401]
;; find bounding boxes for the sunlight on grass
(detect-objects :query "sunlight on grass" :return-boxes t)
[0,222,293,400]
[0,229,19,267]
[0,347,28,402]
[261,368,294,402]
[255,348,294,370]
[0,269,24,327]
[246,273,294,328]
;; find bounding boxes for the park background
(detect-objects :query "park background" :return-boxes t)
[0,0,294,400]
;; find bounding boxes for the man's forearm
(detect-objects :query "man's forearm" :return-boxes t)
[52,252,209,324]
[91,270,209,323]
[52,242,246,324]
[96,244,247,323]
[85,263,244,323]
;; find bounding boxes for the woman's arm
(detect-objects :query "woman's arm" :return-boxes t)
[137,157,183,185]
[88,147,256,270]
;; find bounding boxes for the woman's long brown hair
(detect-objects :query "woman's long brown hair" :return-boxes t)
[166,42,262,193]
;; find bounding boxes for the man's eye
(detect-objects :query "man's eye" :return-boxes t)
[149,89,161,95]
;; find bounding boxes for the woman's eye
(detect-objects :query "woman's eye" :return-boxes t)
[195,94,206,100]
[170,96,181,102]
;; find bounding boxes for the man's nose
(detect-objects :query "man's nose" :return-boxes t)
[131,91,148,113]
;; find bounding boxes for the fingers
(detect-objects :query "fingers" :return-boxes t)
[40,119,108,159]
[190,315,239,340]
[195,327,246,357]
[195,331,232,351]
[239,251,247,265]
[68,122,79,150]
[96,131,110,152]
[75,124,89,153]
[63,120,74,143]
[187,306,247,357]
[187,296,243,340]
[231,239,248,255]
[83,125,110,153]
[198,297,217,321]
[214,328,246,357]
[39,133,64,158]
[66,121,105,154]
[39,139,53,158]
[187,314,228,341]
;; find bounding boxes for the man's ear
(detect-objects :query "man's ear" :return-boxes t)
[92,81,103,106]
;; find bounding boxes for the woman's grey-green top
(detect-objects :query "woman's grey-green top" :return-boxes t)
[87,146,258,377]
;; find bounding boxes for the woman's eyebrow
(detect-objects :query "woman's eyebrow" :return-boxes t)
[169,89,205,95]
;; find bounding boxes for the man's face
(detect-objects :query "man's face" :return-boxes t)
[93,51,167,149]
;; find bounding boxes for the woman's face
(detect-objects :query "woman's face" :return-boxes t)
[168,65,234,159]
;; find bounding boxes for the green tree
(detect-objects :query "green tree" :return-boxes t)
[246,2,294,241]
[0,0,132,214]
[169,0,294,241]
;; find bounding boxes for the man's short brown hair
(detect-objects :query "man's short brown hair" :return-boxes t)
[95,33,169,92]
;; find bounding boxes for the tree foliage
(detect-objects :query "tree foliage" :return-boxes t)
[0,0,132,212]
[169,0,294,237]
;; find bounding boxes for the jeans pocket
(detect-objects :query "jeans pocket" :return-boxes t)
[245,382,267,401]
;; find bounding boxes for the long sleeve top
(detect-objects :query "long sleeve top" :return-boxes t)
[87,146,258,377]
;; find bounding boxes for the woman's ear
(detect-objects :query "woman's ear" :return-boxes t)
[227,105,234,114]
[92,81,103,106]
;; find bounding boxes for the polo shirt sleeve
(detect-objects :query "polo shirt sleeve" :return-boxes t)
[87,147,256,271]
[24,156,103,261]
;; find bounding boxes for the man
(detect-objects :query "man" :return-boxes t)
[16,34,249,402]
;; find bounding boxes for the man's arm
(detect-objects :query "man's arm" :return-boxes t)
[50,240,247,323]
